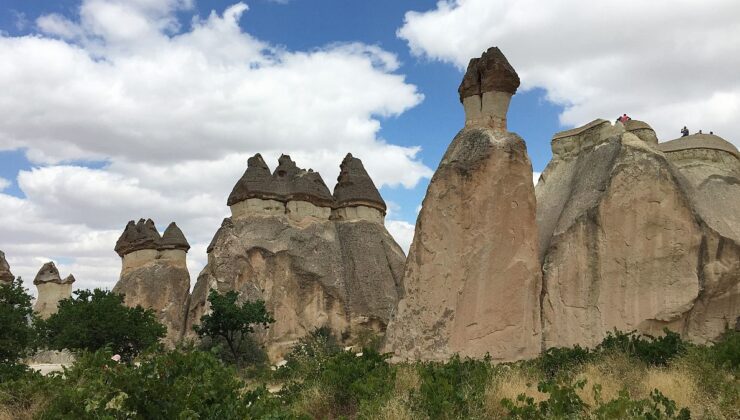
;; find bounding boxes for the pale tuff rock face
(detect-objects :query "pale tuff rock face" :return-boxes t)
[0,250,13,284]
[33,261,75,319]
[112,219,191,346]
[188,153,404,361]
[623,119,658,146]
[537,122,740,348]
[385,48,542,362]
[458,47,520,131]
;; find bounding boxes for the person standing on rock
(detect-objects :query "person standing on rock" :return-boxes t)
[681,126,689,137]
[616,114,631,123]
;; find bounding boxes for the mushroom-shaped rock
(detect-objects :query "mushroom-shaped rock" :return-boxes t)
[33,261,62,285]
[290,170,334,208]
[458,47,520,130]
[333,153,386,213]
[658,133,739,157]
[114,219,162,257]
[227,153,276,206]
[33,262,74,318]
[159,222,191,252]
[0,250,13,284]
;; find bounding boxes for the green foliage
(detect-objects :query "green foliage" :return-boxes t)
[413,354,493,419]
[41,349,261,419]
[278,326,341,379]
[194,290,274,368]
[704,329,739,371]
[0,366,61,415]
[503,380,691,420]
[41,289,165,360]
[540,345,593,378]
[318,348,394,411]
[0,277,38,374]
[597,329,687,367]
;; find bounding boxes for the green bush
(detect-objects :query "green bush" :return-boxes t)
[0,277,39,377]
[593,387,691,419]
[41,349,260,419]
[194,290,274,369]
[41,289,165,360]
[540,345,593,378]
[597,329,687,366]
[278,326,341,380]
[413,354,493,419]
[503,380,588,419]
[318,348,394,412]
[705,329,739,371]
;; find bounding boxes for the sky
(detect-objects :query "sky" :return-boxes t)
[1,0,738,295]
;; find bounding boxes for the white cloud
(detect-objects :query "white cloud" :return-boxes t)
[0,177,10,192]
[385,219,415,253]
[533,171,541,186]
[0,1,431,294]
[398,0,740,147]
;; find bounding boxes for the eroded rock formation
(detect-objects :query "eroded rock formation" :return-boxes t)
[537,120,740,349]
[0,250,13,285]
[33,262,75,319]
[187,154,404,360]
[113,219,191,346]
[384,47,542,362]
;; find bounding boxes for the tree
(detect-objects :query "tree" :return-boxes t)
[194,290,274,368]
[0,278,38,376]
[42,289,165,360]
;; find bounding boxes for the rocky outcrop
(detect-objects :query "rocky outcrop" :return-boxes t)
[33,262,75,318]
[384,48,542,362]
[113,219,191,346]
[537,121,740,349]
[187,154,404,360]
[0,250,13,285]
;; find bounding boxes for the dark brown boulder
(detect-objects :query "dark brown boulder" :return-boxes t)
[227,154,277,206]
[333,153,386,213]
[458,47,520,102]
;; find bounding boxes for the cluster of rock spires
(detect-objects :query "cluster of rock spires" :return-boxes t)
[9,46,736,363]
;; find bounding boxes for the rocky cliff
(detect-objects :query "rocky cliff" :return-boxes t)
[33,261,75,319]
[537,120,740,348]
[384,48,542,362]
[186,154,405,359]
[0,250,13,285]
[113,219,191,346]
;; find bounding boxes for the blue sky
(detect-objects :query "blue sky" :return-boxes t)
[1,0,738,292]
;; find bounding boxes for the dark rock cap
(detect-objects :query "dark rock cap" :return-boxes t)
[228,154,334,208]
[0,250,14,284]
[227,153,276,206]
[159,222,191,252]
[61,274,76,285]
[458,47,520,102]
[114,218,162,257]
[333,153,386,213]
[34,261,63,285]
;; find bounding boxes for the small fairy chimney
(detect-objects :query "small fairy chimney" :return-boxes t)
[33,262,75,319]
[458,47,520,131]
[158,222,190,267]
[331,153,387,224]
[114,219,162,272]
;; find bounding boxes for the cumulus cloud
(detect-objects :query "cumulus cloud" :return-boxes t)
[0,177,10,192]
[385,220,415,253]
[398,0,740,146]
[0,0,432,293]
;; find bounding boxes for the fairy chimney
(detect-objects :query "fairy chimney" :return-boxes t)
[0,250,13,285]
[331,153,387,224]
[459,47,520,131]
[33,262,75,318]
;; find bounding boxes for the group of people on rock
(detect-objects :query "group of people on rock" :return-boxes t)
[616,114,715,138]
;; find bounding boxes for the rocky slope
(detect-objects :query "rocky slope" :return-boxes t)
[536,121,740,348]
[186,154,405,359]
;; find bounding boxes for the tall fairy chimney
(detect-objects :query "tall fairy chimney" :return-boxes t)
[458,47,520,131]
[33,262,75,319]
[114,219,162,271]
[0,250,14,285]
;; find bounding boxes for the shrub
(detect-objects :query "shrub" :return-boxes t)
[41,289,165,360]
[0,277,39,377]
[40,349,262,419]
[597,329,687,366]
[593,387,691,419]
[194,290,274,369]
[502,379,588,419]
[705,329,739,371]
[540,345,593,378]
[278,326,341,380]
[413,355,493,419]
[319,348,394,413]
